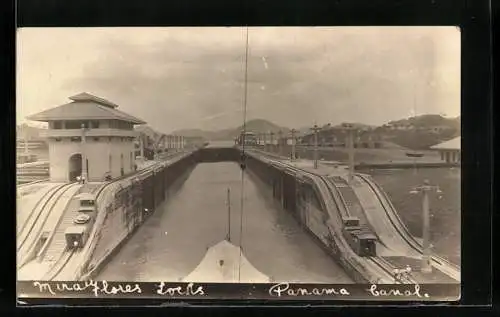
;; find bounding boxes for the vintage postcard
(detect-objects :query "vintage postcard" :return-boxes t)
[16,26,460,302]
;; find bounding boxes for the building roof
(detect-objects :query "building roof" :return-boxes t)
[430,136,461,150]
[27,93,146,124]
[69,92,119,108]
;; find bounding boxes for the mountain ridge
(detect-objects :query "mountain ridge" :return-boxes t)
[170,114,460,148]
[171,119,290,140]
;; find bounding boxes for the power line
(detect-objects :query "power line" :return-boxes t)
[238,25,250,283]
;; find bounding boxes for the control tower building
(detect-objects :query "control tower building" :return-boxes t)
[27,92,146,182]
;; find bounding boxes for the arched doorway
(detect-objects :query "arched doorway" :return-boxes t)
[69,153,82,181]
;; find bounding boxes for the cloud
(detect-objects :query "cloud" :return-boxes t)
[17,27,460,132]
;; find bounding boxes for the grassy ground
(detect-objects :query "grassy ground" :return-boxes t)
[273,145,442,164]
[368,167,461,266]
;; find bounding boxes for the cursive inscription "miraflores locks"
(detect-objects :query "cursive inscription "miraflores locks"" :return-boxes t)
[32,281,205,297]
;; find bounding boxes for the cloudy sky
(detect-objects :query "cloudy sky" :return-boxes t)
[17,27,460,133]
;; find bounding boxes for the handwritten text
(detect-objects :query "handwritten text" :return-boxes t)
[269,282,350,297]
[367,284,429,298]
[33,280,142,297]
[156,282,205,296]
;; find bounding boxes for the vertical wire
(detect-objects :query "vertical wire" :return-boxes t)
[238,25,250,283]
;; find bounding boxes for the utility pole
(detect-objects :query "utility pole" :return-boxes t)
[290,128,297,162]
[139,134,145,159]
[269,131,275,153]
[277,130,283,157]
[311,124,321,169]
[343,123,355,183]
[227,188,231,242]
[410,179,442,273]
[81,123,88,183]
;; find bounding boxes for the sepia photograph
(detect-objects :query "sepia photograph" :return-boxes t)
[16,26,461,301]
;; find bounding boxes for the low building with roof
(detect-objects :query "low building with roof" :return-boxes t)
[430,136,461,163]
[27,92,146,182]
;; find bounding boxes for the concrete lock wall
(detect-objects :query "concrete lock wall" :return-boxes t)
[82,148,370,281]
[83,153,198,278]
[244,152,371,283]
[85,178,143,275]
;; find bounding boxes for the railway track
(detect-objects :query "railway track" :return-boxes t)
[355,173,460,280]
[17,183,75,251]
[18,183,79,268]
[46,153,191,281]
[251,150,459,282]
[17,183,66,236]
[367,257,417,284]
[251,151,396,283]
[250,150,428,284]
[43,250,76,281]
[45,178,135,281]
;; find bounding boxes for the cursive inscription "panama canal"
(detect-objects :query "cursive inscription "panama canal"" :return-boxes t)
[269,283,350,297]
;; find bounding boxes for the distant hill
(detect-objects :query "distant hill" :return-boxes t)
[171,129,208,138]
[170,115,460,148]
[172,119,290,141]
[238,119,290,135]
[377,115,461,150]
[387,114,460,130]
[334,122,377,129]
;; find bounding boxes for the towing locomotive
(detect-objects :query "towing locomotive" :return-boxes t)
[235,131,258,146]
[341,216,377,256]
[64,193,97,250]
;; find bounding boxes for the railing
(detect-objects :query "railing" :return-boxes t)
[40,128,138,138]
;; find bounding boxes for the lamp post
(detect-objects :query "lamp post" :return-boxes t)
[81,123,88,183]
[290,128,297,162]
[139,134,145,160]
[343,123,356,183]
[410,179,442,273]
[226,188,231,242]
[277,130,283,157]
[269,131,275,153]
[311,124,321,169]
